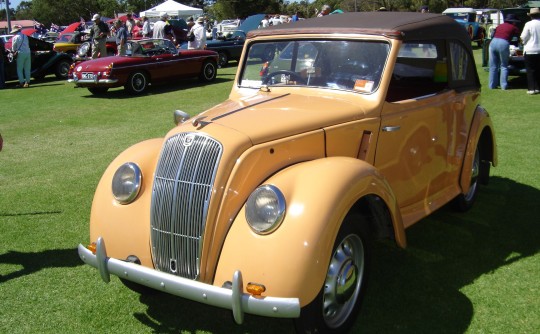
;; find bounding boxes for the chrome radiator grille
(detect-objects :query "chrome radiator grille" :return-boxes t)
[150,133,222,280]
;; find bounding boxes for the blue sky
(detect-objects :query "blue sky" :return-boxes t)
[1,0,24,10]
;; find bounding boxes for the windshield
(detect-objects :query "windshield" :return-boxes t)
[240,40,389,93]
[128,39,178,56]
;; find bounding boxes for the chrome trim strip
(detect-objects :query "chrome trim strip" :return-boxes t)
[78,239,301,322]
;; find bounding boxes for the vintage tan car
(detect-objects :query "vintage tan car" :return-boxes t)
[78,12,497,333]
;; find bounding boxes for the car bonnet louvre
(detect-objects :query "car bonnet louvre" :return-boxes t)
[150,133,222,280]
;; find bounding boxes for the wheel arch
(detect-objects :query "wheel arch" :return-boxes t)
[213,157,405,306]
[459,105,497,192]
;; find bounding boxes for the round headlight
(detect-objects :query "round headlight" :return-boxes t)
[112,162,142,204]
[245,185,286,234]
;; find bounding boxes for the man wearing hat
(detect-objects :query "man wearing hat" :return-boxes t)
[10,24,31,87]
[488,14,520,90]
[153,12,169,39]
[187,17,207,50]
[89,14,110,59]
[520,8,540,94]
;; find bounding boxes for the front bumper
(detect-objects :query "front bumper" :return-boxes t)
[78,237,301,324]
[68,78,119,85]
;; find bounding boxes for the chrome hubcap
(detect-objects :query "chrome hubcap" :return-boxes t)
[323,234,364,328]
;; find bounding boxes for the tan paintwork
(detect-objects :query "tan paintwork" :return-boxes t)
[87,29,495,306]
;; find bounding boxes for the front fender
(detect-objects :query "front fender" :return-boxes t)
[214,157,403,306]
[89,138,163,267]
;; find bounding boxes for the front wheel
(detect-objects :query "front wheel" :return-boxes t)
[295,214,371,334]
[217,51,228,68]
[199,60,217,82]
[125,71,148,95]
[55,60,72,79]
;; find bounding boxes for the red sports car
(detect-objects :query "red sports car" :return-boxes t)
[68,38,218,95]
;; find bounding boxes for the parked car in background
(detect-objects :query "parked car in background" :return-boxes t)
[73,38,118,61]
[0,34,14,43]
[184,14,265,67]
[481,6,531,74]
[53,31,89,56]
[78,12,496,333]
[68,38,218,95]
[443,7,486,46]
[3,35,73,81]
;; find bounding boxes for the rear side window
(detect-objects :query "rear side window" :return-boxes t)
[448,41,478,89]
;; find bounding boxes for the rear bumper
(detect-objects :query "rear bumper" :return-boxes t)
[78,237,301,324]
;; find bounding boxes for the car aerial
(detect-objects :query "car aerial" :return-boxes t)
[443,7,487,46]
[184,14,266,67]
[3,35,73,81]
[68,38,218,95]
[78,12,497,333]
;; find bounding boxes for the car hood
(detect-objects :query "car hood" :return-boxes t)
[238,14,266,33]
[185,92,369,145]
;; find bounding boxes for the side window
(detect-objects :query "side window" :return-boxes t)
[387,41,448,102]
[448,41,479,90]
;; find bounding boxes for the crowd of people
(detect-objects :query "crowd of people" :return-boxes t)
[1,5,539,93]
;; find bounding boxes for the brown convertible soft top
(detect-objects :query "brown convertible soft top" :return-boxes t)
[248,12,471,48]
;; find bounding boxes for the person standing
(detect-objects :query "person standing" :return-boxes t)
[488,14,520,90]
[153,13,169,39]
[114,20,128,56]
[520,7,540,94]
[125,13,135,38]
[188,17,206,50]
[141,16,150,38]
[292,12,299,22]
[90,14,109,59]
[0,37,6,89]
[10,25,31,88]
[318,5,331,17]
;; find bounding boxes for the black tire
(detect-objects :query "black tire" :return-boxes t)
[199,60,217,82]
[55,60,72,79]
[88,87,109,95]
[453,146,484,212]
[294,214,371,334]
[125,71,148,95]
[217,51,228,68]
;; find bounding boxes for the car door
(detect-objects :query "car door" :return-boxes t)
[375,42,456,225]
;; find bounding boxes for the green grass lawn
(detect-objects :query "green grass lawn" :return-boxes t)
[1,49,539,333]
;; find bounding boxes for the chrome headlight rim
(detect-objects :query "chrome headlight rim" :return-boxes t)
[245,184,286,235]
[111,162,142,205]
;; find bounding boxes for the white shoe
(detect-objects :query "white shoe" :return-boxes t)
[527,90,536,95]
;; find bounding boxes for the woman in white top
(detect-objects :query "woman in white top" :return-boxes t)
[188,17,207,50]
[520,7,540,94]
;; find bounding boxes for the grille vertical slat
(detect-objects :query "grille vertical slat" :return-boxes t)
[150,133,222,280]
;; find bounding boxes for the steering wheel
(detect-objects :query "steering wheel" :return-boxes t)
[262,70,306,85]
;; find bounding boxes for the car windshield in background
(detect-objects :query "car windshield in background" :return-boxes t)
[129,39,178,57]
[240,40,389,93]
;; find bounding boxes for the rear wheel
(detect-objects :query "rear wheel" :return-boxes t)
[88,87,109,95]
[453,145,486,211]
[125,71,148,95]
[55,60,72,79]
[199,60,217,82]
[295,214,371,334]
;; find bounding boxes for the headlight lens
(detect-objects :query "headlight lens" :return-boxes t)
[112,162,142,204]
[245,185,286,234]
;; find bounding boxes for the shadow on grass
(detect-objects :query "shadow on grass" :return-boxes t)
[0,248,83,283]
[78,77,233,99]
[124,176,539,333]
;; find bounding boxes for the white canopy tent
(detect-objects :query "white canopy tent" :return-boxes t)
[140,0,203,19]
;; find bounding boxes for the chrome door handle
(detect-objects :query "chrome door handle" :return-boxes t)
[382,126,401,132]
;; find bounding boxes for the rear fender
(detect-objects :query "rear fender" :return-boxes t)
[214,157,404,306]
[460,105,497,193]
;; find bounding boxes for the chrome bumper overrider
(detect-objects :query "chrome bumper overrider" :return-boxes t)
[77,237,300,324]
